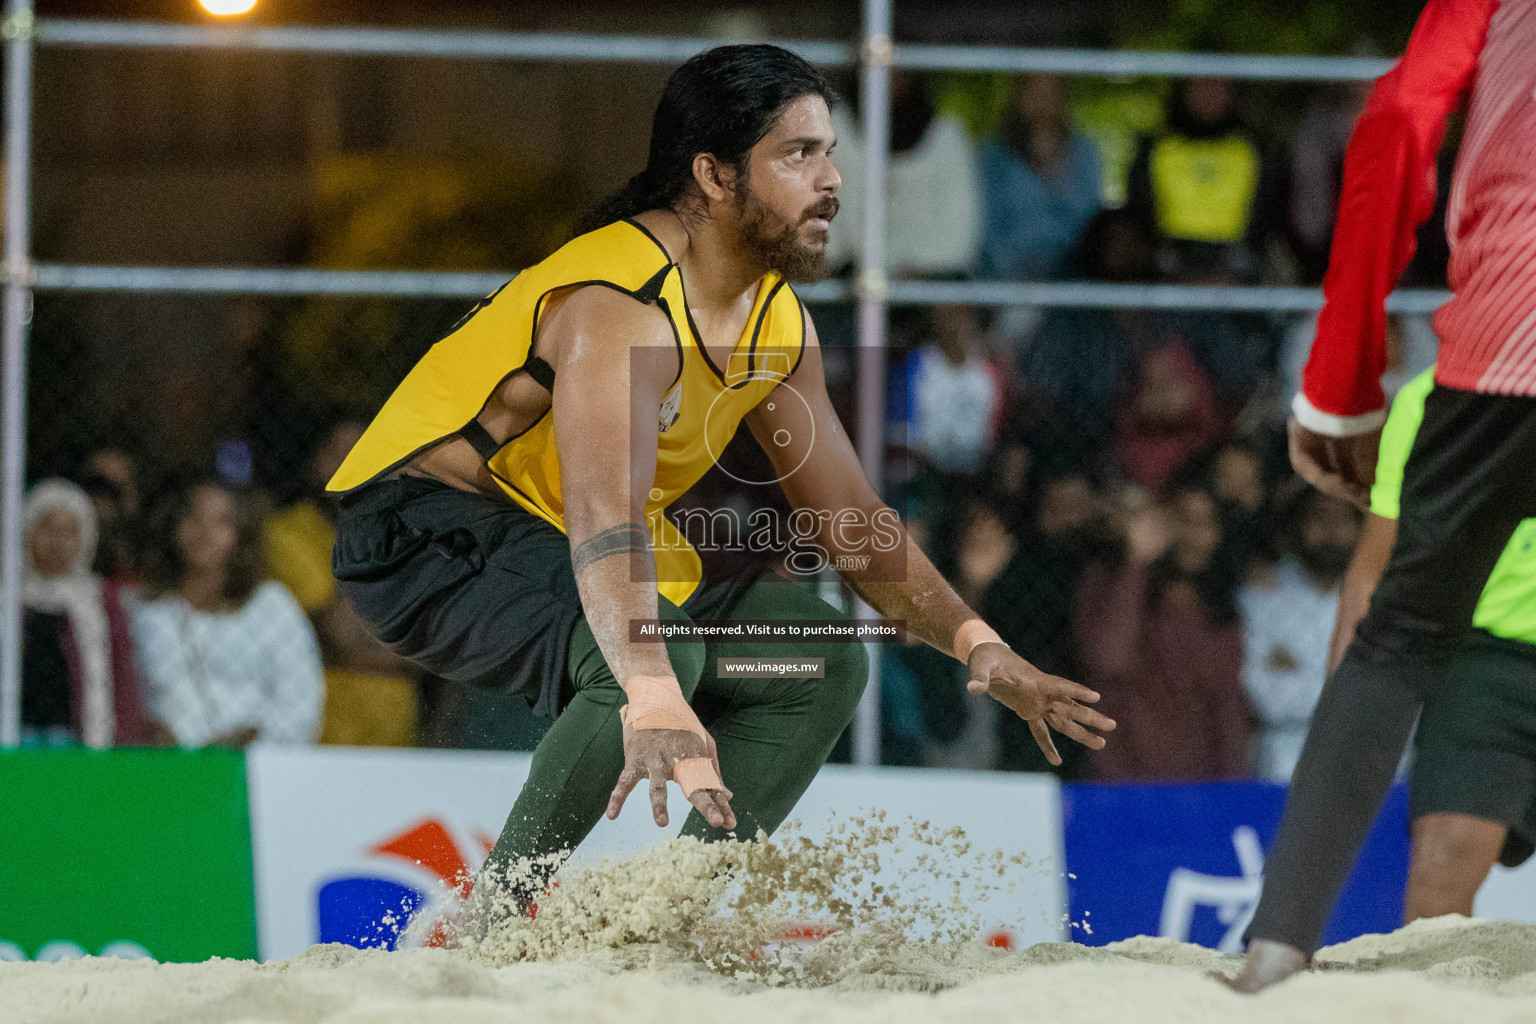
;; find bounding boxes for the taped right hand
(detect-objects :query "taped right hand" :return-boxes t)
[604,674,736,831]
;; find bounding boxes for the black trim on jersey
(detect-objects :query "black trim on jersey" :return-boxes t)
[329,266,676,497]
[525,355,556,392]
[737,278,788,389]
[329,435,460,503]
[447,278,513,332]
[679,274,780,389]
[789,287,808,380]
[623,216,675,263]
[632,263,671,305]
[653,297,687,393]
[457,419,501,460]
[487,462,558,524]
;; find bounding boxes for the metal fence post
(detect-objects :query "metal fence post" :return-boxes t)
[851,0,892,768]
[0,0,34,748]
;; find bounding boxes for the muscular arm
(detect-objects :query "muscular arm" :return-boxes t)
[745,307,1113,761]
[544,285,733,829]
[547,287,677,684]
[743,312,974,657]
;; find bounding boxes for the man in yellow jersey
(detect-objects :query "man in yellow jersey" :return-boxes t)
[1329,367,1536,922]
[325,44,1114,912]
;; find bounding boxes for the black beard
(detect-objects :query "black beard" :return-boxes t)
[735,187,835,284]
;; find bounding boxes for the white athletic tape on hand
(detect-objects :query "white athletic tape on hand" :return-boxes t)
[619,674,722,796]
[671,757,724,798]
[619,674,705,735]
[953,618,1007,664]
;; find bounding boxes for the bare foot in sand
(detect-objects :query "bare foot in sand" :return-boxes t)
[1225,940,1308,993]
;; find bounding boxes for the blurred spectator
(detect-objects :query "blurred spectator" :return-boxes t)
[1155,302,1278,411]
[265,421,419,746]
[1127,77,1282,283]
[1113,343,1226,493]
[21,479,154,748]
[1208,443,1270,572]
[82,448,139,513]
[1016,210,1157,446]
[984,471,1105,775]
[978,73,1103,281]
[134,478,323,749]
[1288,79,1372,283]
[906,304,1005,478]
[927,499,1018,769]
[826,71,981,278]
[78,448,142,583]
[1076,486,1250,782]
[870,514,953,767]
[897,304,1006,573]
[1238,489,1362,782]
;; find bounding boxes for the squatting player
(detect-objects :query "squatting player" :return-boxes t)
[1235,0,1536,991]
[1331,368,1536,926]
[324,45,1113,907]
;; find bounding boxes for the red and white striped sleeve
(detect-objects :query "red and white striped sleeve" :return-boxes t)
[1293,0,1498,436]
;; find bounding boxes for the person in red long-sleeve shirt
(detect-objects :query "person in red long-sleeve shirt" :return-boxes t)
[1234,0,1536,992]
[1076,493,1249,783]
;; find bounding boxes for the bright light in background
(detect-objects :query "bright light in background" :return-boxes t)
[199,0,258,15]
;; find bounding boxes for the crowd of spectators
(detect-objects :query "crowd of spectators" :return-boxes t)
[17,71,1445,782]
[868,71,1439,781]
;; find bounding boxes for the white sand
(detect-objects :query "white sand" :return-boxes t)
[9,822,1536,1024]
[12,926,1536,1024]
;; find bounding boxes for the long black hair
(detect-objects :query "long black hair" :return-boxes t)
[579,44,836,234]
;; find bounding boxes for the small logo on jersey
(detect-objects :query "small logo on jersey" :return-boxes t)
[659,385,682,432]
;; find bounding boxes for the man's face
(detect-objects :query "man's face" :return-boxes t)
[734,94,841,283]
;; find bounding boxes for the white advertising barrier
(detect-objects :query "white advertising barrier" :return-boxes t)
[246,745,1066,961]
[1476,858,1536,924]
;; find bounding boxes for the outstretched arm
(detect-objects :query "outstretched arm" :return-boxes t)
[544,285,734,831]
[744,308,1114,764]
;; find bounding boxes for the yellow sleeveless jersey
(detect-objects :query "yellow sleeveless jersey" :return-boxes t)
[326,218,807,606]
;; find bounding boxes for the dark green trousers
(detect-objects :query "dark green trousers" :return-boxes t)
[485,575,868,889]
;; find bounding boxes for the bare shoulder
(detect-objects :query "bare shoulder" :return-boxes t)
[538,283,679,388]
[541,283,674,352]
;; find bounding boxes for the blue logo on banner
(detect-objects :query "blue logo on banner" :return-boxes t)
[1061,782,1408,950]
[317,878,425,950]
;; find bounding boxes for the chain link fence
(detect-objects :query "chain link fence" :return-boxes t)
[7,14,1450,782]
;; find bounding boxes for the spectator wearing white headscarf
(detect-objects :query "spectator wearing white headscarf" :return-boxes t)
[21,478,154,747]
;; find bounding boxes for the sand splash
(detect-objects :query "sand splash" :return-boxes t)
[11,819,1536,1023]
[463,810,1035,988]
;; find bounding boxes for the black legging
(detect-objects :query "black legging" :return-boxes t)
[1249,386,1536,955]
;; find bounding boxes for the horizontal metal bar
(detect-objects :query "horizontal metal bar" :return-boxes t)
[894,44,1394,81]
[32,264,515,297]
[27,264,1450,314]
[36,19,852,66]
[887,279,1451,314]
[35,20,1396,82]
